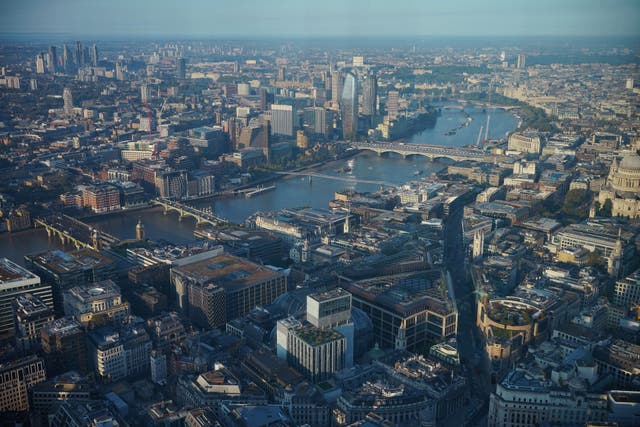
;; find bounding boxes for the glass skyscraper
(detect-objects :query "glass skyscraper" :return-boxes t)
[341,72,358,141]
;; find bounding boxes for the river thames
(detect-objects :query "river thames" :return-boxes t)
[0,106,517,264]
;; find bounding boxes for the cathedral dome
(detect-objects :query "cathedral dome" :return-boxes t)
[620,154,640,171]
[611,154,640,193]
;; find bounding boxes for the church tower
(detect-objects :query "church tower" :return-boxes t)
[136,217,145,241]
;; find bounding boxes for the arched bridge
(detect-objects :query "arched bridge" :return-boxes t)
[351,141,503,163]
[151,198,229,226]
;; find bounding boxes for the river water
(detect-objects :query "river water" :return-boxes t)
[0,106,517,265]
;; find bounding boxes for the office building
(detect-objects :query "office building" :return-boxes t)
[0,258,52,341]
[508,132,542,154]
[177,365,267,412]
[25,248,116,314]
[331,70,342,106]
[150,350,168,385]
[35,52,46,74]
[259,87,274,110]
[282,322,347,383]
[341,72,358,140]
[13,293,55,353]
[277,289,355,382]
[593,339,640,389]
[31,372,96,426]
[62,44,72,72]
[387,90,399,120]
[176,57,186,79]
[342,271,458,351]
[50,400,125,427]
[488,369,608,427]
[516,53,526,69]
[75,41,84,68]
[613,269,640,308]
[48,45,58,73]
[63,279,130,327]
[362,73,377,127]
[271,104,294,136]
[303,106,328,136]
[141,84,151,102]
[41,317,88,375]
[90,44,98,67]
[0,355,46,412]
[63,87,74,117]
[87,324,151,382]
[170,252,287,328]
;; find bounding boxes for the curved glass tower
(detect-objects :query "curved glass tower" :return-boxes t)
[341,72,358,141]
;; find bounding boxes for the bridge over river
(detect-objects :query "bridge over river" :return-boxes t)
[351,141,505,163]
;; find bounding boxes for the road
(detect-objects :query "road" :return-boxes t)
[444,204,492,426]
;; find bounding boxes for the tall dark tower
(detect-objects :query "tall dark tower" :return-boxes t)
[63,44,71,72]
[362,73,377,128]
[260,88,274,111]
[176,57,186,79]
[91,44,98,67]
[48,46,58,73]
[75,41,83,68]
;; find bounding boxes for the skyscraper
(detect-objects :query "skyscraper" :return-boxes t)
[75,41,84,68]
[331,70,343,107]
[270,104,294,136]
[63,88,73,117]
[35,53,46,74]
[387,90,399,120]
[90,44,98,67]
[176,57,186,79]
[48,46,57,73]
[362,73,377,127]
[341,72,358,141]
[141,84,151,102]
[517,53,526,69]
[259,87,274,110]
[62,44,71,72]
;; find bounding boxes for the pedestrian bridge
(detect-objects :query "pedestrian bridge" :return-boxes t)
[351,141,502,163]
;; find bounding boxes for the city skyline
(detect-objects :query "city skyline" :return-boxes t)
[1,0,640,38]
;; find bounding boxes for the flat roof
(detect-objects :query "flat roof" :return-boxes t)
[294,326,343,346]
[28,248,114,275]
[308,288,350,303]
[172,253,283,291]
[0,258,39,284]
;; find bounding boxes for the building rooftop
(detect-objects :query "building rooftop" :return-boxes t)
[342,271,455,317]
[27,248,114,275]
[14,293,52,316]
[294,326,344,346]
[501,369,550,392]
[65,279,121,303]
[42,316,83,337]
[172,253,284,291]
[0,258,39,285]
[308,287,350,303]
[608,390,640,404]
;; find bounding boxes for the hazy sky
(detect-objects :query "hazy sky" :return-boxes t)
[1,0,639,38]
